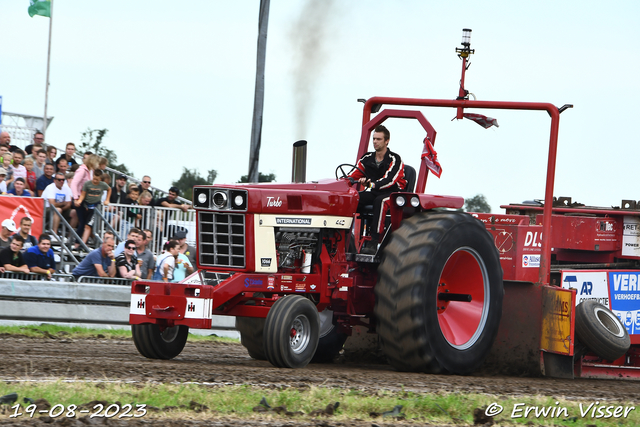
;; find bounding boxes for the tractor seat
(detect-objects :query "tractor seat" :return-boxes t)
[359,165,417,215]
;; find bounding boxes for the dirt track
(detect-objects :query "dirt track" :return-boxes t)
[0,336,639,426]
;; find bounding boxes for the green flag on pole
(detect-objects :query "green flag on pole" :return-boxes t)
[28,0,51,18]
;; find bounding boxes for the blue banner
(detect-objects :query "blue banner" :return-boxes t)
[608,271,640,334]
[609,272,640,312]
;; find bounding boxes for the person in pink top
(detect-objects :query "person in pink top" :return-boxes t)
[71,154,99,201]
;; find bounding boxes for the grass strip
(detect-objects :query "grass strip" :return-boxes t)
[0,381,637,426]
[0,324,237,342]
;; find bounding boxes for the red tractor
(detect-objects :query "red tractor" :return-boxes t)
[130,30,638,379]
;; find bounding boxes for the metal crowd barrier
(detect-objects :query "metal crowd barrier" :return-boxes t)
[0,276,131,325]
[76,276,133,286]
[0,275,236,329]
[96,204,196,255]
[0,271,74,282]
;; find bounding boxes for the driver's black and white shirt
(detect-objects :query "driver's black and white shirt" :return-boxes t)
[350,149,406,192]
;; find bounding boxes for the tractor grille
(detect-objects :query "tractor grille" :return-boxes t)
[198,211,246,269]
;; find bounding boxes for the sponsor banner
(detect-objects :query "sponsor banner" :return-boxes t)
[609,272,640,312]
[622,216,640,256]
[0,196,44,237]
[561,270,640,336]
[244,277,263,288]
[522,231,543,253]
[615,310,640,336]
[561,271,609,307]
[522,254,540,268]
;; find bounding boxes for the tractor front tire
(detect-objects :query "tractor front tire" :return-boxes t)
[264,295,320,368]
[132,324,189,360]
[236,317,267,360]
[375,211,503,375]
[575,300,630,361]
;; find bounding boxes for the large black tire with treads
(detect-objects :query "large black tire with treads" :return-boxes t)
[374,211,503,375]
[575,300,630,361]
[311,309,348,363]
[264,295,320,368]
[236,317,267,360]
[131,324,189,360]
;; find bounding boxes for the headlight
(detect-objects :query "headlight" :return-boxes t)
[396,196,406,207]
[198,192,208,204]
[410,196,420,208]
[212,191,228,209]
[234,194,244,207]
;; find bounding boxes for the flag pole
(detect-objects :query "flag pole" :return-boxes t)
[43,0,53,136]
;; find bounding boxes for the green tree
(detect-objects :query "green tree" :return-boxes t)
[172,167,217,201]
[78,128,130,175]
[237,172,276,183]
[464,194,491,213]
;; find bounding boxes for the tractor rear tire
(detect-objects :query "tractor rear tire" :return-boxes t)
[131,324,189,360]
[375,211,503,375]
[311,309,348,363]
[236,317,267,360]
[264,295,320,368]
[575,300,630,361]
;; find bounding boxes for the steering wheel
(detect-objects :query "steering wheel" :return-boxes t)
[335,163,367,183]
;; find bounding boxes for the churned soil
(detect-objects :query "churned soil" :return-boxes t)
[0,336,638,426]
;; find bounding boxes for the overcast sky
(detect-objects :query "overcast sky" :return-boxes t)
[1,1,638,212]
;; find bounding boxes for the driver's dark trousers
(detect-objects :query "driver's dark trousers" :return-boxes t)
[358,190,394,242]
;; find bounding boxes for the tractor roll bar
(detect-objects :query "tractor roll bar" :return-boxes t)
[359,96,562,286]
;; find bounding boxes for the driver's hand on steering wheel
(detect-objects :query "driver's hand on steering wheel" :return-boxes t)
[359,177,374,189]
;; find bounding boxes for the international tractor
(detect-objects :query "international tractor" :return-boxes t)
[130,30,639,379]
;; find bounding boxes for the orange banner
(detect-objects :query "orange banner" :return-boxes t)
[0,196,45,237]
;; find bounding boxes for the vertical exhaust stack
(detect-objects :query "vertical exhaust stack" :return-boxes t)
[291,140,307,183]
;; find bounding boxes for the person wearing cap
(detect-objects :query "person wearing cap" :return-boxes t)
[0,219,17,249]
[173,230,197,267]
[7,178,32,197]
[110,174,128,204]
[0,167,7,194]
[157,187,190,213]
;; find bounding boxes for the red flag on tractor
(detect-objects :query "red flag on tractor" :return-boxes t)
[421,136,442,178]
[463,113,499,129]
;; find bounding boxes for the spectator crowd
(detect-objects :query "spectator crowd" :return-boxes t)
[0,130,197,283]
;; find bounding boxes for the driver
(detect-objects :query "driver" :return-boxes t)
[349,125,406,254]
